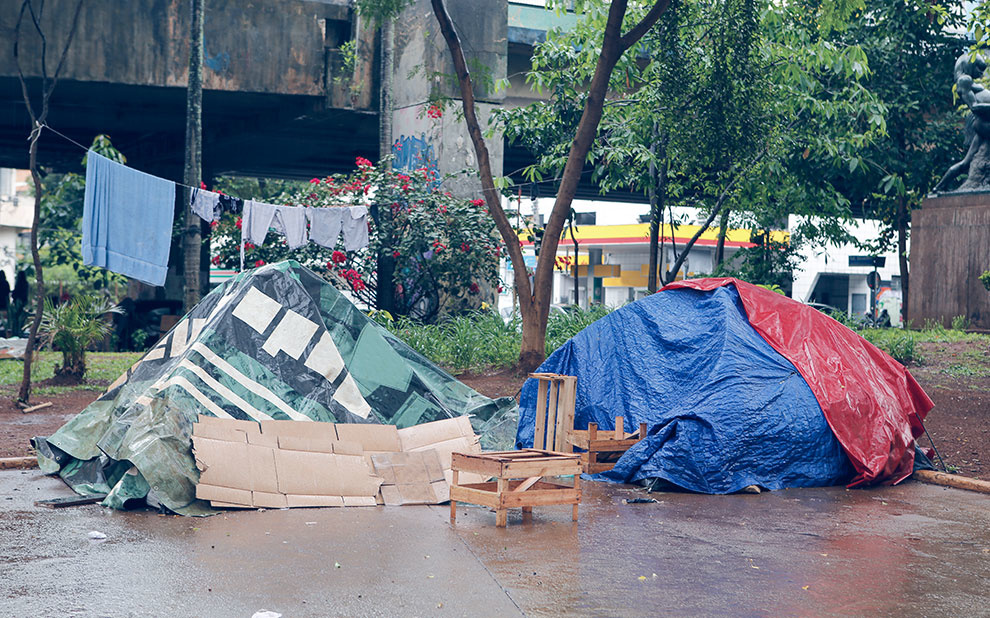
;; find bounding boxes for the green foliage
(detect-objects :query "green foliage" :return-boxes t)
[860,328,917,364]
[210,157,504,322]
[495,0,888,285]
[386,305,614,372]
[980,270,990,291]
[951,314,971,331]
[38,294,122,380]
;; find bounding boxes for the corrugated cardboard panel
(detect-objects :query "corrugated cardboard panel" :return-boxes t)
[286,494,345,508]
[261,419,337,442]
[193,424,249,443]
[333,454,385,496]
[409,435,481,470]
[252,491,288,508]
[277,435,336,453]
[194,437,253,489]
[196,484,252,506]
[332,440,364,456]
[373,450,448,506]
[246,445,279,493]
[397,416,474,451]
[209,501,253,509]
[197,414,261,436]
[429,480,449,503]
[247,432,278,448]
[335,424,401,452]
[342,496,378,507]
[273,449,338,495]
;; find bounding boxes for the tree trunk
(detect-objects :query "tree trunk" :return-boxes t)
[18,142,45,403]
[714,208,730,267]
[897,195,910,326]
[379,19,394,160]
[182,0,205,314]
[429,0,670,372]
[647,131,668,293]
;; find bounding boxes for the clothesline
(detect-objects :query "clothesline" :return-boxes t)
[38,122,595,198]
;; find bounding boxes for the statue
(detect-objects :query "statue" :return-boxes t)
[935,52,990,192]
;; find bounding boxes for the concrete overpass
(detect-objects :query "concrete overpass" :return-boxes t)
[0,0,642,202]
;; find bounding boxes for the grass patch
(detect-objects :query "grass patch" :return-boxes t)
[385,306,615,373]
[0,351,142,396]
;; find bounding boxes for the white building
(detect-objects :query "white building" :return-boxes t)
[790,215,904,325]
[0,168,34,284]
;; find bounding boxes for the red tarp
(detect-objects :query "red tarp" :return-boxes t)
[662,278,933,486]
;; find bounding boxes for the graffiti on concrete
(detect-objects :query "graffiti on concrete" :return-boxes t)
[392,133,439,177]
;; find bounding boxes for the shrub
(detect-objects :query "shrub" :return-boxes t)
[861,329,917,365]
[951,315,971,331]
[39,295,122,382]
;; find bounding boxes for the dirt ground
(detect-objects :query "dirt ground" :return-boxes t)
[2,340,988,480]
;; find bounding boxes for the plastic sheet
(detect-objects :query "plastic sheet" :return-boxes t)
[665,278,932,486]
[518,285,855,493]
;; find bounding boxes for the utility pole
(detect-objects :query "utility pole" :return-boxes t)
[182,0,205,314]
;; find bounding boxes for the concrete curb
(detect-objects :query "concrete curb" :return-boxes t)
[0,457,38,470]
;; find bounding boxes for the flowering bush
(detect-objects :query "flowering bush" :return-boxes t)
[210,157,503,321]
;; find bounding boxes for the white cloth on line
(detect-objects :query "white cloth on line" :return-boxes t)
[241,200,278,270]
[190,188,221,223]
[273,205,309,249]
[341,206,369,251]
[306,207,346,249]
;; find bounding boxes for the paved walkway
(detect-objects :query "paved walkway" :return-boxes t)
[2,469,988,616]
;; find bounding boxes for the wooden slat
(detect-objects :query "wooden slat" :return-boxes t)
[500,488,580,508]
[503,460,581,478]
[512,476,543,493]
[555,378,576,452]
[534,378,549,450]
[449,484,499,508]
[614,416,623,441]
[546,380,559,454]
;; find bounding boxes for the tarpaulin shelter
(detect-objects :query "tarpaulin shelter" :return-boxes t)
[34,261,516,515]
[517,278,933,494]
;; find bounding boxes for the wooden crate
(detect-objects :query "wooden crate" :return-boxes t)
[449,449,582,527]
[566,417,648,474]
[530,373,577,452]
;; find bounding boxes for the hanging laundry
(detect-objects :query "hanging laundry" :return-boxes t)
[241,200,278,271]
[341,206,370,251]
[190,188,221,223]
[306,207,346,249]
[273,205,309,249]
[82,151,175,287]
[218,194,243,216]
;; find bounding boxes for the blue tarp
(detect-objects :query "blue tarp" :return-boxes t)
[517,286,854,493]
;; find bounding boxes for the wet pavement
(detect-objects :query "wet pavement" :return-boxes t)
[2,469,989,617]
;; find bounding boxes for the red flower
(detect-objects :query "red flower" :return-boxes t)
[460,243,470,252]
[351,279,366,292]
[401,183,410,192]
[427,104,443,119]
[332,250,346,264]
[470,198,484,207]
[497,285,504,293]
[356,156,373,168]
[469,282,480,294]
[210,220,218,229]
[200,181,207,190]
[254,259,266,267]
[211,255,220,265]
[392,250,401,258]
[235,217,242,229]
[244,242,255,250]
[310,178,321,184]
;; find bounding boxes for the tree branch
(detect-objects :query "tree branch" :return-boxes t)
[619,0,671,51]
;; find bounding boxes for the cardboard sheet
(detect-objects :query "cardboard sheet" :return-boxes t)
[193,415,484,509]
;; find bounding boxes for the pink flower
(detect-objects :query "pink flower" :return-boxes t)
[356,156,373,168]
[200,181,207,190]
[310,178,321,184]
[427,104,443,119]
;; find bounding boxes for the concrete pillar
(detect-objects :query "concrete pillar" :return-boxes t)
[390,0,507,198]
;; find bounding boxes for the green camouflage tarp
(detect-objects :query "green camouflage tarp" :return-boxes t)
[34,261,517,515]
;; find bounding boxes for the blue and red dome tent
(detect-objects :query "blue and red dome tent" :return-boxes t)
[517,278,933,493]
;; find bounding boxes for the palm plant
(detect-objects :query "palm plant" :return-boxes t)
[39,294,122,382]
